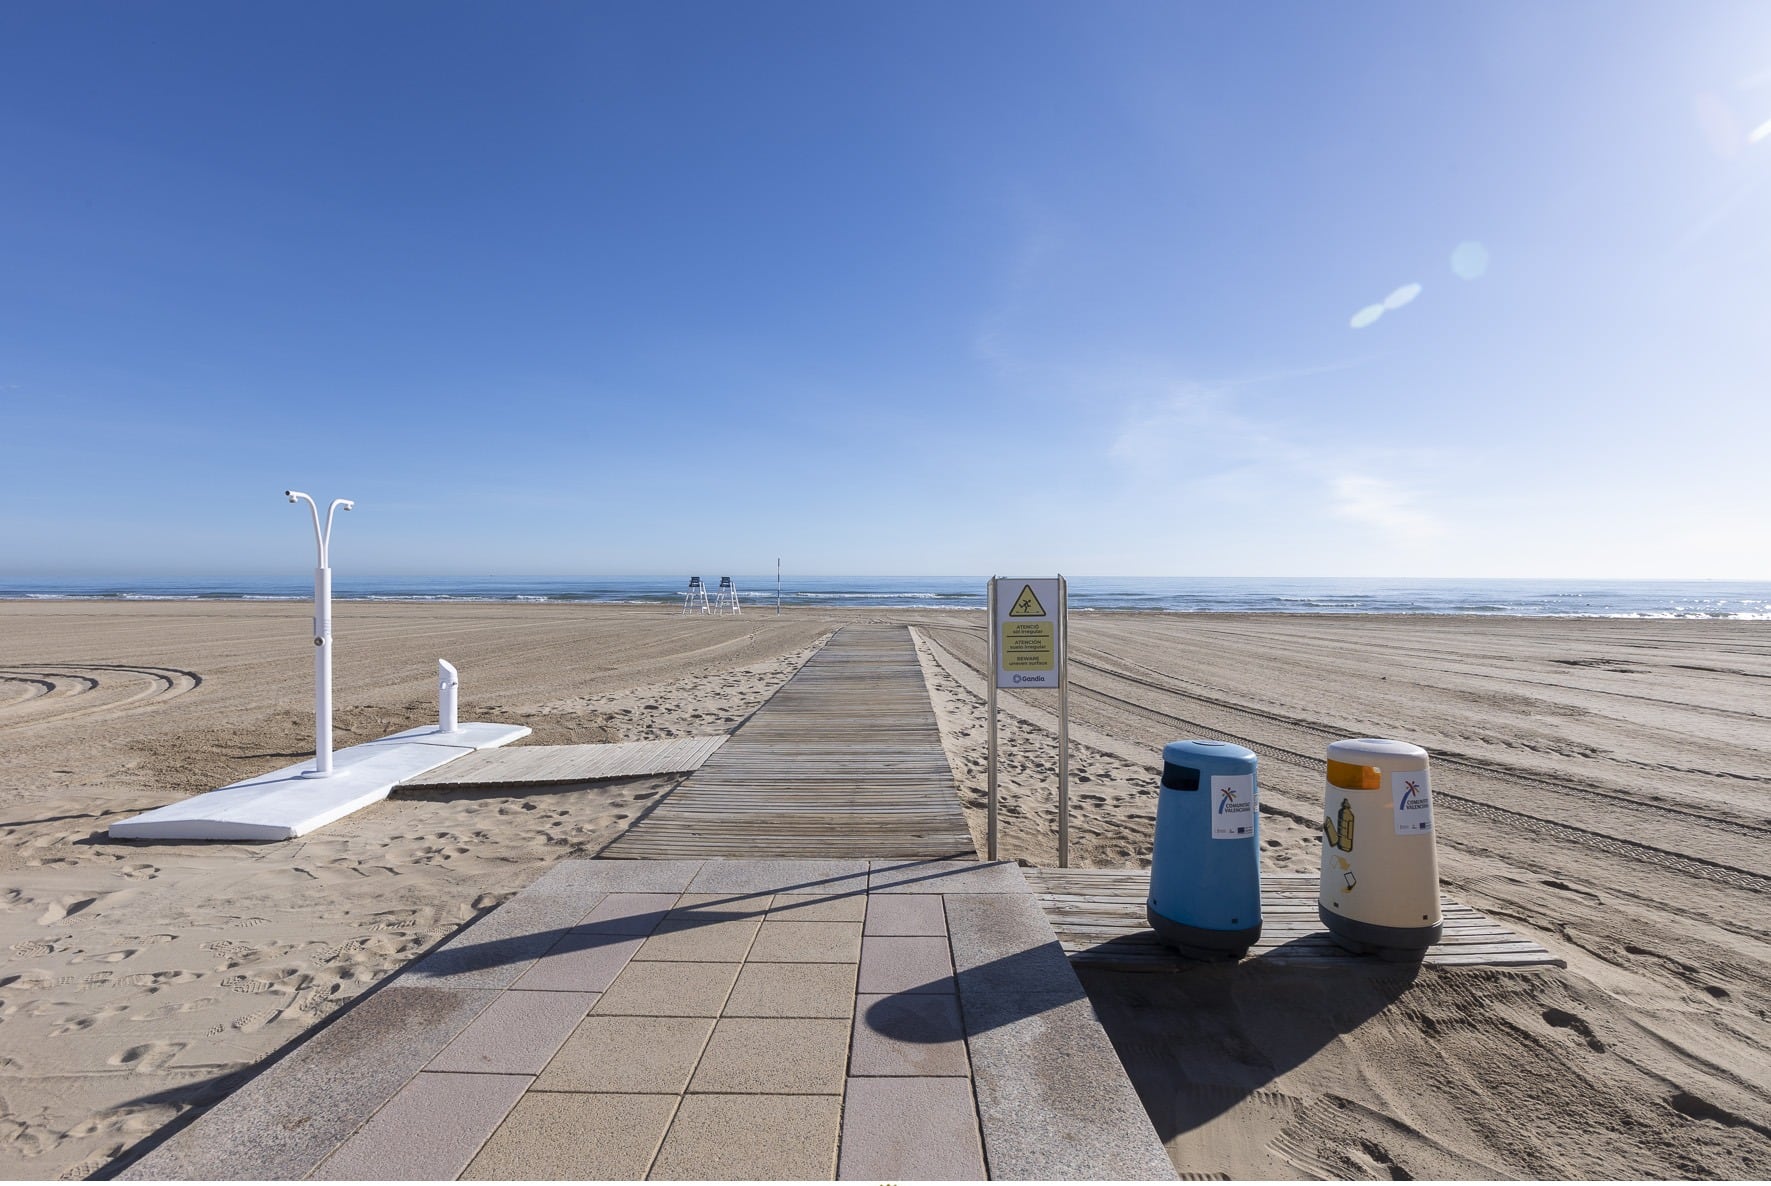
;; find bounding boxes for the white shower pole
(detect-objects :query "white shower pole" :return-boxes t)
[286,490,354,777]
[437,659,459,734]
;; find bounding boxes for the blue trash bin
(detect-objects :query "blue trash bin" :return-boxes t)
[1147,740,1262,958]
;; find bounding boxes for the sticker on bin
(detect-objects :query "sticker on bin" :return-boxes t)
[1393,771,1433,835]
[1210,773,1256,839]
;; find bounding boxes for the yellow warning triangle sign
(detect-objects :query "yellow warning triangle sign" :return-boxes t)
[1008,584,1047,617]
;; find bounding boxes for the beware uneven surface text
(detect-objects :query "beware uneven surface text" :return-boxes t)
[1001,621,1055,670]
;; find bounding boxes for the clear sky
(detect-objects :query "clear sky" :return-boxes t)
[4,1,1768,579]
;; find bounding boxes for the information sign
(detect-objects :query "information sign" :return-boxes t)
[985,573,1070,867]
[993,578,1062,689]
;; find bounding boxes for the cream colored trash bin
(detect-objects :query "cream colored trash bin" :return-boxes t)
[1318,738,1442,957]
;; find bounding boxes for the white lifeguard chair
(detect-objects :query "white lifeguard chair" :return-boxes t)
[715,576,742,616]
[682,576,712,615]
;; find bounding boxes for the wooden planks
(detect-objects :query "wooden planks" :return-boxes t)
[602,626,976,860]
[396,736,727,788]
[1025,868,1564,970]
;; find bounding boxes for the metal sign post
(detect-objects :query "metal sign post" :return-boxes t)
[285,490,354,778]
[1058,574,1069,868]
[985,574,1070,866]
[986,580,999,860]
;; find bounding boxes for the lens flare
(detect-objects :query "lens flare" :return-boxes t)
[1350,304,1384,329]
[1451,241,1490,279]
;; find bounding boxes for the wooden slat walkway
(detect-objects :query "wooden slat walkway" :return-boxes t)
[396,736,727,788]
[1026,868,1564,970]
[601,626,976,860]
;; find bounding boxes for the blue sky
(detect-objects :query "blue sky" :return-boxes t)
[4,1,1768,578]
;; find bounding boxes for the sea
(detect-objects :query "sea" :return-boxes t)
[1,576,1766,619]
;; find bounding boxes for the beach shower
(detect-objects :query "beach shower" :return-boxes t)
[285,490,353,777]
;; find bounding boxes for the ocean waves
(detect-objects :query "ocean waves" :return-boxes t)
[3,576,1766,618]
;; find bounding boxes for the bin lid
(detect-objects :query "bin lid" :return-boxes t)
[1327,737,1428,765]
[1163,739,1257,768]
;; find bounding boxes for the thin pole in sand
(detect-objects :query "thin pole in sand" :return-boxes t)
[776,558,781,616]
[285,490,354,777]
[986,576,998,861]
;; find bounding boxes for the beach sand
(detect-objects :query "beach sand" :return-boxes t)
[1,601,1767,1179]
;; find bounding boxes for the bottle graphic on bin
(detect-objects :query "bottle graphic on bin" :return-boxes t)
[1323,797,1355,852]
[1318,738,1442,957]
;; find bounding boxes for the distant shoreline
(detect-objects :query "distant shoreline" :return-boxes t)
[2,593,1766,621]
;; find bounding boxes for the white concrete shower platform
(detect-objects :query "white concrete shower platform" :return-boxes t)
[108,722,531,842]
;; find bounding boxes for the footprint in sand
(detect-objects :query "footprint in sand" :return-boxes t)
[298,983,342,1014]
[1542,1006,1608,1052]
[231,1006,282,1033]
[220,974,276,995]
[358,912,415,932]
[121,969,200,988]
[130,996,218,1021]
[57,1147,124,1182]
[50,1011,109,1037]
[106,1040,187,1073]
[314,938,367,965]
[9,939,56,959]
[202,940,253,962]
[36,895,102,926]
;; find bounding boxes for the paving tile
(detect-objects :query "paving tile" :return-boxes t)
[689,1017,850,1094]
[312,1072,530,1180]
[531,858,703,895]
[576,892,679,934]
[850,993,970,1076]
[868,859,1026,894]
[512,931,644,991]
[857,935,954,995]
[838,1076,986,1181]
[427,989,598,1074]
[405,890,598,990]
[461,1092,678,1180]
[649,1094,840,1180]
[593,959,741,1016]
[635,916,762,962]
[686,858,869,895]
[724,962,857,1019]
[944,893,1081,996]
[667,891,773,921]
[747,920,863,963]
[534,1015,715,1093]
[768,891,868,921]
[961,991,1177,1180]
[117,984,499,1180]
[864,893,947,936]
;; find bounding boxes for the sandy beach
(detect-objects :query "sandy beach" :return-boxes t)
[2,600,1768,1179]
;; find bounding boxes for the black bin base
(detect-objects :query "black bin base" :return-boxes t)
[1147,906,1260,961]
[1320,905,1442,961]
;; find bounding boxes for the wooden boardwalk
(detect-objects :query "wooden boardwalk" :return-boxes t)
[398,737,726,789]
[1026,868,1563,970]
[601,626,976,860]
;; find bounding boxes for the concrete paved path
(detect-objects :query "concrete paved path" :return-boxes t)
[118,859,1174,1181]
